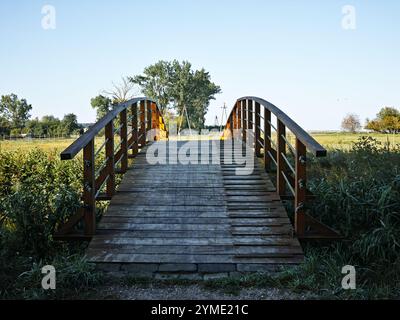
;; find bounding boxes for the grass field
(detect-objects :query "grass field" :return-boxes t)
[1,132,399,153]
[310,132,400,150]
[0,138,77,153]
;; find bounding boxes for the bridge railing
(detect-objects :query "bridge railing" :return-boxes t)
[224,96,339,239]
[55,97,167,240]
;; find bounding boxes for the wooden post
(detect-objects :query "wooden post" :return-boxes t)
[237,101,242,130]
[120,109,128,173]
[277,119,286,196]
[139,100,146,146]
[247,99,253,147]
[295,138,306,237]
[242,100,247,144]
[233,106,237,130]
[83,139,96,236]
[151,102,158,140]
[147,101,152,142]
[255,102,261,157]
[229,113,233,139]
[264,109,272,172]
[105,121,115,197]
[131,103,138,155]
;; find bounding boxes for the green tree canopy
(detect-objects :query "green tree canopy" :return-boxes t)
[62,113,80,135]
[90,95,112,120]
[365,106,400,134]
[0,94,32,130]
[130,60,221,129]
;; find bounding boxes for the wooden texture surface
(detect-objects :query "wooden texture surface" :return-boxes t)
[86,140,303,271]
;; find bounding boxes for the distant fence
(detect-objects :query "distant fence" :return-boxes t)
[0,134,79,141]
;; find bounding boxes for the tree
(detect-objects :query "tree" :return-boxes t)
[62,113,80,135]
[130,61,174,114]
[130,60,221,129]
[90,95,112,120]
[0,94,32,130]
[365,106,400,134]
[103,76,138,104]
[341,114,361,133]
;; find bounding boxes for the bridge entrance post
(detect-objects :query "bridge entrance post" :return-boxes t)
[83,139,96,236]
[295,139,306,237]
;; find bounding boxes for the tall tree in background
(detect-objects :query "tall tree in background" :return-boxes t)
[130,60,221,129]
[62,113,80,135]
[0,94,32,130]
[341,114,361,133]
[365,107,400,134]
[90,95,112,120]
[129,61,173,114]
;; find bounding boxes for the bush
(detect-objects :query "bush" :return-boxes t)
[301,136,400,297]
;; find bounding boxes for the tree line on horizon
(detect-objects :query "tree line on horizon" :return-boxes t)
[0,94,81,137]
[341,107,400,134]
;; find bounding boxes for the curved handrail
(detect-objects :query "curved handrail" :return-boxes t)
[61,97,163,160]
[55,97,167,239]
[223,96,338,239]
[228,96,326,157]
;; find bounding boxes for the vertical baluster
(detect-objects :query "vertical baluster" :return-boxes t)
[237,101,242,130]
[229,113,233,139]
[131,102,138,155]
[151,102,158,140]
[120,109,128,173]
[264,108,272,172]
[295,138,306,237]
[255,102,261,157]
[139,100,146,146]
[247,100,253,148]
[147,101,152,142]
[105,121,115,197]
[83,139,96,236]
[242,100,247,144]
[277,120,286,196]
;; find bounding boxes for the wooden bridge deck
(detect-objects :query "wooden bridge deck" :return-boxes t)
[86,140,303,275]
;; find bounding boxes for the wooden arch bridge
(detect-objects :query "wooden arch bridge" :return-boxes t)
[56,97,339,275]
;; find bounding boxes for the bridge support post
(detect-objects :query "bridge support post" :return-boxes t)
[105,121,115,197]
[83,139,96,236]
[277,120,286,196]
[264,109,272,172]
[131,103,139,155]
[295,139,306,237]
[120,109,128,173]
[255,102,261,157]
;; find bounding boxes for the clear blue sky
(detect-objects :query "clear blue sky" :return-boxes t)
[1,0,399,130]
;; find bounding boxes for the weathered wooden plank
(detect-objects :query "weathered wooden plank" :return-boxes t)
[89,236,300,247]
[87,252,303,264]
[86,245,303,255]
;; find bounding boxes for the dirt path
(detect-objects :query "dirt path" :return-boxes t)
[95,283,314,300]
